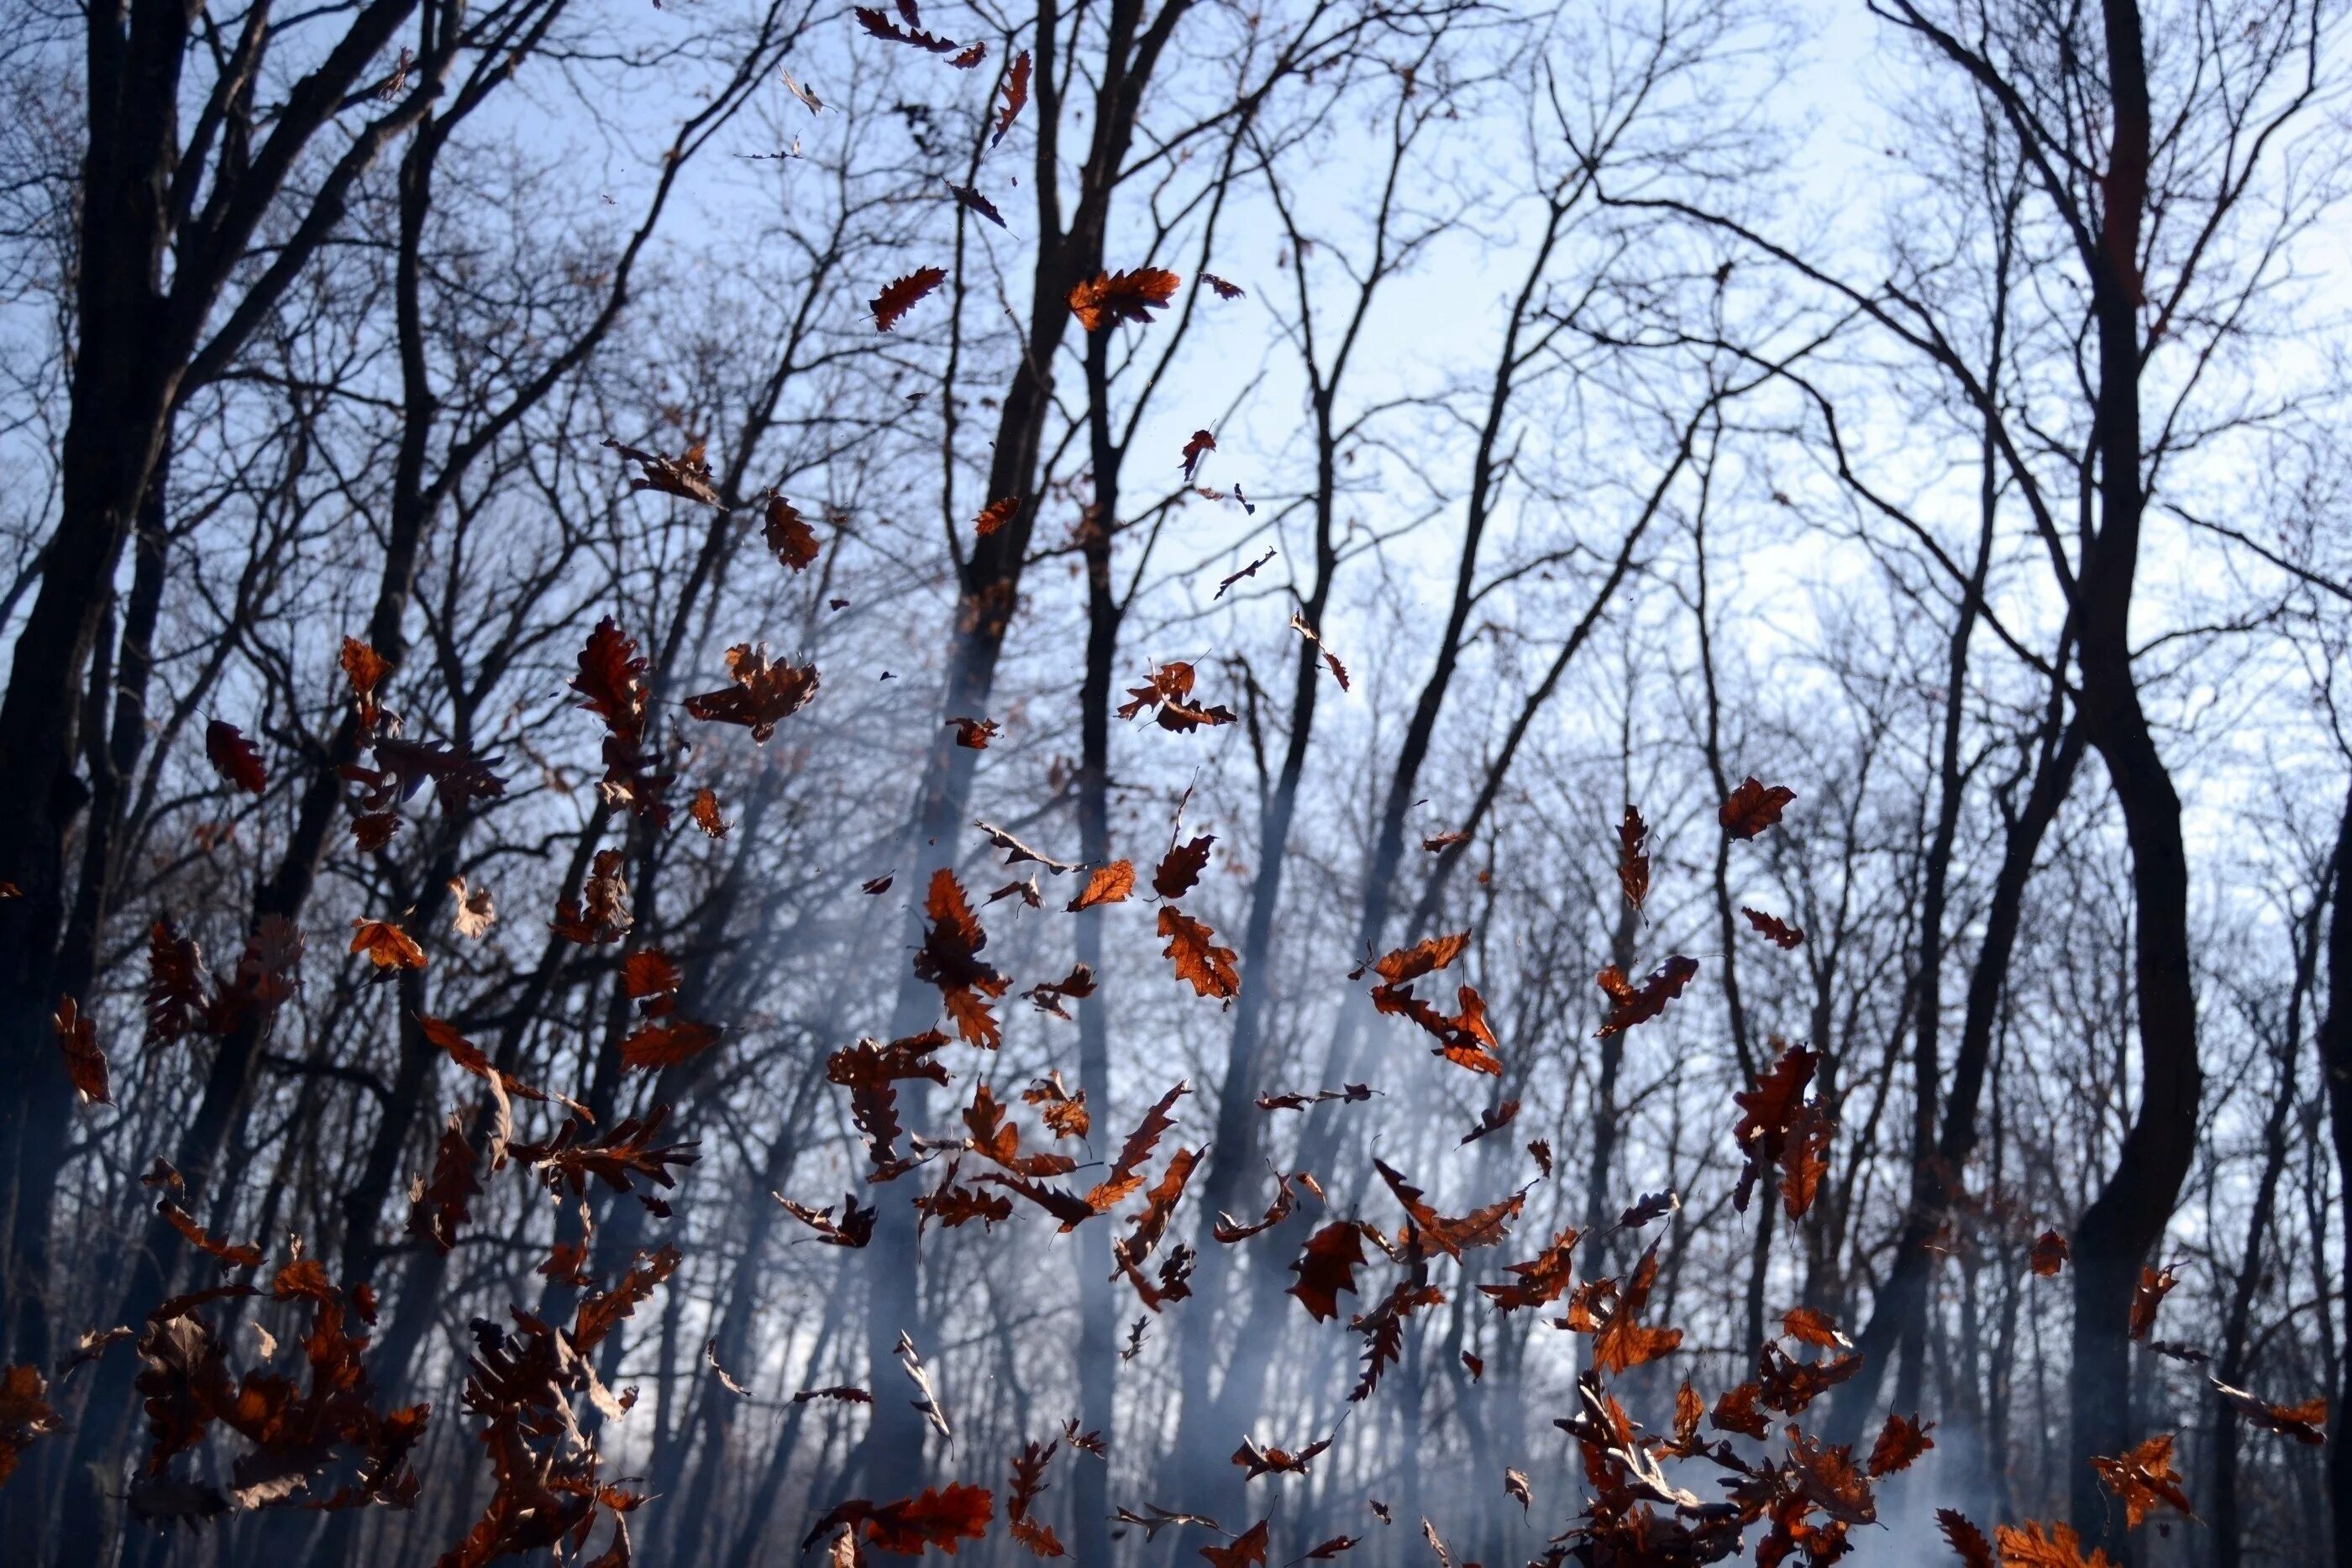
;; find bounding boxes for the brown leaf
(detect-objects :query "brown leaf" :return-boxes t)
[1593,955,1698,1036]
[1937,1509,1995,1568]
[205,721,267,794]
[1867,1411,1935,1476]
[974,496,1020,538]
[2092,1432,2192,1527]
[1152,835,1215,899]
[341,637,392,734]
[1158,907,1239,999]
[1617,806,1650,911]
[1457,1099,1519,1146]
[688,788,731,838]
[158,1201,263,1270]
[682,642,819,742]
[1200,1518,1268,1568]
[1479,1226,1581,1312]
[349,918,426,971]
[1069,267,1181,331]
[1181,429,1217,482]
[1783,1306,1851,1350]
[993,50,1031,144]
[2129,1264,2180,1340]
[448,877,497,937]
[1741,906,1806,947]
[2029,1230,2070,1277]
[2212,1377,2327,1445]
[607,436,721,506]
[0,1363,64,1486]
[775,1193,877,1247]
[873,265,948,332]
[1067,861,1136,912]
[1719,776,1797,839]
[1288,1222,1368,1322]
[54,997,110,1105]
[1201,273,1246,300]
[1586,1240,1683,1375]
[764,493,821,571]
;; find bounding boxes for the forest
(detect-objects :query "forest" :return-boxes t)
[0,0,2346,1561]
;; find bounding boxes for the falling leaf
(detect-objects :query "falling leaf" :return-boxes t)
[1741,906,1805,947]
[606,436,722,506]
[1200,273,1246,300]
[874,266,948,332]
[1938,1510,1996,1568]
[1200,1517,1268,1568]
[1182,430,1217,481]
[974,496,1021,538]
[2212,1378,2327,1445]
[947,716,1000,749]
[448,878,496,938]
[1068,267,1181,331]
[2029,1230,2070,1277]
[1458,1099,1519,1146]
[1153,836,1215,899]
[2092,1433,2192,1527]
[0,1364,64,1486]
[1215,548,1276,600]
[1288,1223,1368,1322]
[765,494,821,570]
[689,788,731,838]
[1617,807,1650,910]
[1783,1306,1851,1350]
[1719,776,1797,839]
[994,50,1032,144]
[1158,907,1239,999]
[2129,1264,2180,1340]
[1867,1412,1935,1476]
[349,918,427,971]
[776,1193,877,1247]
[1593,955,1698,1036]
[1587,1241,1683,1375]
[1503,1468,1531,1511]
[1068,861,1136,911]
[205,721,267,794]
[683,643,820,742]
[948,181,1006,228]
[53,997,110,1106]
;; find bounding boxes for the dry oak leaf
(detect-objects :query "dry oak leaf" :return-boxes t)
[1119,661,1236,732]
[2212,1377,2327,1445]
[621,1016,722,1070]
[2029,1230,2070,1277]
[1938,1508,1996,1568]
[1200,1518,1268,1568]
[1081,1080,1189,1214]
[54,996,110,1106]
[350,918,426,971]
[1586,1240,1683,1375]
[1479,1225,1581,1313]
[1181,429,1216,482]
[607,435,720,506]
[204,721,267,794]
[1782,1306,1851,1350]
[993,50,1031,144]
[341,637,392,733]
[873,266,947,332]
[448,877,496,938]
[1741,906,1805,948]
[946,716,1000,750]
[974,496,1020,538]
[766,493,820,571]
[1152,835,1215,899]
[1992,1521,2112,1568]
[805,1481,994,1556]
[1719,776,1797,839]
[1593,954,1698,1037]
[2092,1432,2192,1528]
[2129,1264,2180,1340]
[1617,806,1650,911]
[1158,906,1239,999]
[914,868,1010,1046]
[157,1200,263,1269]
[1288,1222,1368,1322]
[1067,861,1136,912]
[1024,964,1097,1021]
[1867,1411,1935,1476]
[1069,267,1181,331]
[689,788,731,839]
[682,643,819,742]
[1215,548,1276,600]
[775,1193,878,1248]
[0,1364,64,1486]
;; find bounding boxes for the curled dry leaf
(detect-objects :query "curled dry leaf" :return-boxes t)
[606,435,721,506]
[2211,1377,2327,1444]
[682,642,819,742]
[873,265,948,332]
[205,721,267,794]
[54,996,110,1106]
[1153,835,1215,899]
[349,918,426,971]
[689,788,730,838]
[1719,776,1797,839]
[2129,1264,2181,1340]
[2092,1433,2192,1527]
[1158,907,1240,999]
[1741,906,1805,947]
[765,493,820,571]
[974,496,1020,538]
[1593,955,1698,1037]
[993,50,1031,144]
[1181,429,1216,481]
[448,878,496,938]
[2029,1230,2070,1277]
[947,716,1000,750]
[1200,272,1246,300]
[1867,1411,1935,1476]
[1617,806,1650,911]
[1068,267,1181,331]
